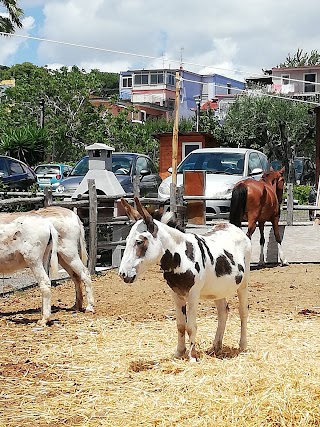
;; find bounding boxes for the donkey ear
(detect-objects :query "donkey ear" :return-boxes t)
[120,198,141,221]
[270,165,274,172]
[279,166,285,175]
[134,196,156,235]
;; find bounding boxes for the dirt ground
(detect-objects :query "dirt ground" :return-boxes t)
[0,263,319,323]
[1,263,320,427]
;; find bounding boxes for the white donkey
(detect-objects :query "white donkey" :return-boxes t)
[0,206,94,313]
[119,198,252,361]
[0,214,59,325]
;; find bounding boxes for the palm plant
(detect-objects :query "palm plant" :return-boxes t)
[0,0,23,34]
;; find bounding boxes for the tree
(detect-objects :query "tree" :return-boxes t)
[223,94,316,181]
[0,0,23,34]
[0,63,194,167]
[0,63,110,163]
[277,48,320,67]
[196,107,227,145]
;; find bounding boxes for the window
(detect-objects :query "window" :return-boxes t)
[135,157,148,174]
[145,158,157,173]
[0,157,8,177]
[8,160,24,175]
[182,142,201,159]
[227,83,231,94]
[281,74,290,85]
[122,76,132,88]
[150,72,164,84]
[134,73,149,85]
[304,73,316,93]
[248,153,262,174]
[166,73,175,86]
[258,153,269,171]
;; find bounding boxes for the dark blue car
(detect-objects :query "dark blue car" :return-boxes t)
[0,155,37,190]
[55,152,162,197]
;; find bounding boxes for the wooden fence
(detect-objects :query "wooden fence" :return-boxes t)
[0,179,319,273]
[0,181,169,274]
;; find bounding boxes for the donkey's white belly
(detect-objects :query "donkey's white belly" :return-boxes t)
[200,275,241,300]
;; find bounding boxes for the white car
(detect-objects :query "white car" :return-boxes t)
[158,147,270,219]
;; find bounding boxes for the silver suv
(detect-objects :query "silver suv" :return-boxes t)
[158,147,270,219]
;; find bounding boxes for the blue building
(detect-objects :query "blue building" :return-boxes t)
[119,68,244,121]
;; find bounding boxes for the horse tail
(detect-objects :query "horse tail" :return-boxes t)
[229,183,247,228]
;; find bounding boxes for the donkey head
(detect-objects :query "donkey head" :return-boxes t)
[119,197,163,283]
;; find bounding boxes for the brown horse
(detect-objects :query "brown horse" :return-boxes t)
[229,167,288,266]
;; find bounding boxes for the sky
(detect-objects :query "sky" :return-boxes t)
[1,0,320,82]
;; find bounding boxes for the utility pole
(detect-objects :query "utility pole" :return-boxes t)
[39,98,45,129]
[170,71,181,214]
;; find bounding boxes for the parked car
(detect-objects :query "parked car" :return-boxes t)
[55,152,162,197]
[0,155,37,190]
[271,157,316,185]
[158,147,270,219]
[34,163,73,190]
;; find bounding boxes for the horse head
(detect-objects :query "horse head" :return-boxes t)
[262,167,285,204]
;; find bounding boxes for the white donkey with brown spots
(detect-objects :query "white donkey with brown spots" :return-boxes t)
[119,197,252,361]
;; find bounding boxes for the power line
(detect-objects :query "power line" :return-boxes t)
[0,32,250,75]
[2,31,320,102]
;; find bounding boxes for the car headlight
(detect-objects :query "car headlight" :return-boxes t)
[55,185,65,193]
[215,185,234,199]
[158,182,170,196]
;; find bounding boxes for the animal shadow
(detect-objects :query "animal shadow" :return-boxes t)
[206,345,241,360]
[0,304,78,325]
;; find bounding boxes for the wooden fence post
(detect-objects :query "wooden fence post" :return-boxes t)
[133,175,140,198]
[88,179,98,275]
[43,187,53,207]
[287,183,294,226]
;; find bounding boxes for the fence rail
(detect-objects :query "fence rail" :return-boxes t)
[0,181,319,271]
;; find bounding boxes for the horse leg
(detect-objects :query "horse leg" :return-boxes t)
[208,298,228,356]
[258,222,266,266]
[246,216,257,240]
[271,216,289,266]
[172,292,187,359]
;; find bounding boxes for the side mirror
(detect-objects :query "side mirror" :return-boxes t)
[167,167,173,174]
[250,168,263,176]
[139,169,151,180]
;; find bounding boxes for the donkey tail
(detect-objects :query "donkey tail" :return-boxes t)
[229,183,247,228]
[78,216,88,266]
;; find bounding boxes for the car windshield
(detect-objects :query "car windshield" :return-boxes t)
[35,165,60,175]
[69,155,134,177]
[294,159,303,174]
[177,152,245,175]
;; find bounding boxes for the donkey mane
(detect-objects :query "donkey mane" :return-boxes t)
[160,211,185,232]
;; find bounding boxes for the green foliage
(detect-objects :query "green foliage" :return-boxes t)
[277,48,320,68]
[223,94,315,182]
[293,185,312,205]
[0,124,48,165]
[197,108,226,145]
[0,0,23,34]
[283,184,312,204]
[0,63,113,164]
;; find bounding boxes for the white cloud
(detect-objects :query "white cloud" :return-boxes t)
[2,0,320,81]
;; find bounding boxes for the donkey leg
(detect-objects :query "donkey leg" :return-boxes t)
[237,280,249,351]
[258,222,266,266]
[208,298,229,356]
[185,293,200,361]
[172,292,187,359]
[30,264,52,326]
[271,217,289,266]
